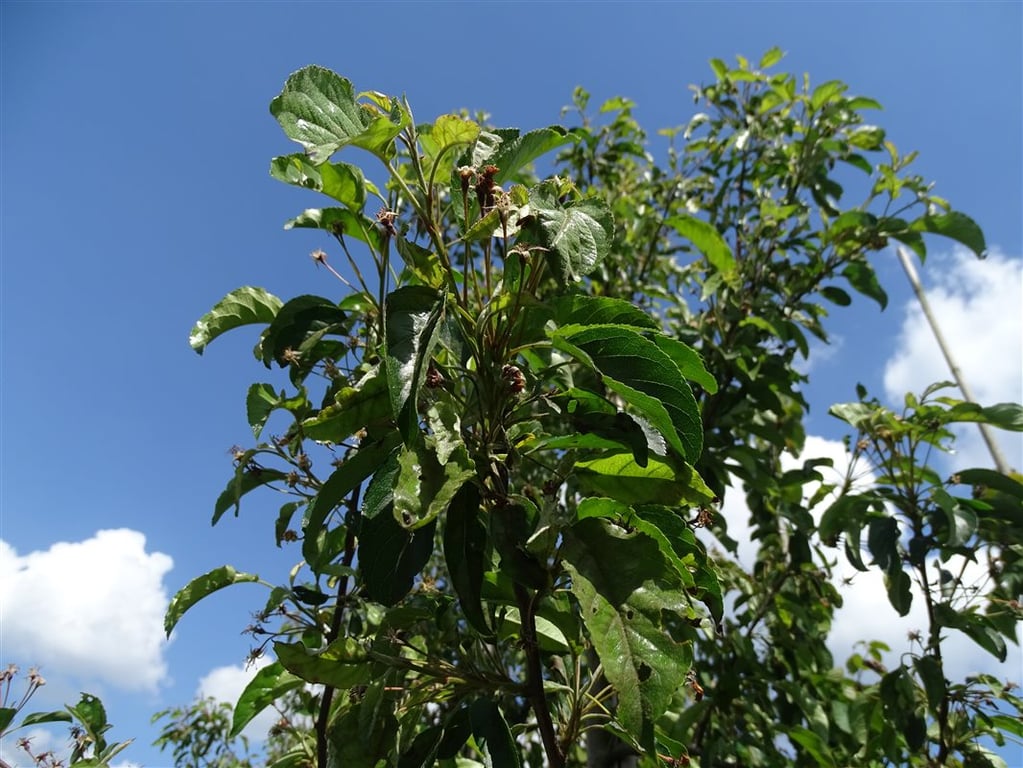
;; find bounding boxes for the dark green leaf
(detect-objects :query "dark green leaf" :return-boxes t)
[885,568,912,616]
[787,726,836,767]
[488,126,575,184]
[841,261,888,309]
[443,483,491,636]
[230,662,303,738]
[469,699,521,768]
[820,286,852,306]
[383,286,444,442]
[360,515,437,606]
[165,565,259,636]
[553,325,703,462]
[910,212,986,259]
[553,294,658,330]
[190,287,282,354]
[953,469,1023,499]
[213,465,289,525]
[913,655,945,716]
[563,518,694,750]
[303,434,401,566]
[868,516,899,571]
[258,294,347,368]
[947,402,1023,432]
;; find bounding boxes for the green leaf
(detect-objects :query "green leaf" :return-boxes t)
[885,567,913,617]
[258,294,347,368]
[471,126,577,184]
[273,638,373,689]
[392,440,475,530]
[953,468,1023,499]
[469,699,521,768]
[420,114,480,183]
[18,710,74,728]
[269,153,367,210]
[841,261,888,309]
[787,726,837,767]
[443,483,491,636]
[552,325,703,462]
[553,294,658,330]
[301,373,392,443]
[910,212,986,258]
[651,335,718,394]
[164,565,259,637]
[759,47,784,69]
[562,518,695,750]
[810,80,848,110]
[246,384,280,439]
[820,286,852,306]
[947,402,1023,431]
[383,286,444,442]
[913,655,945,716]
[666,215,736,278]
[360,515,438,606]
[270,66,406,163]
[213,464,289,525]
[231,662,303,738]
[283,207,383,251]
[576,453,714,506]
[190,287,282,354]
[303,434,401,567]
[527,182,613,283]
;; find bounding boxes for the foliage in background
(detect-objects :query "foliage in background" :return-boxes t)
[165,51,1022,768]
[0,665,131,768]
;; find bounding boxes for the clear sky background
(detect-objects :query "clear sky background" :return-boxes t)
[2,2,1021,766]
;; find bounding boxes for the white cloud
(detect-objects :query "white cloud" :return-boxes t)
[0,727,59,768]
[197,656,278,742]
[0,530,173,694]
[883,247,1022,471]
[708,435,1019,682]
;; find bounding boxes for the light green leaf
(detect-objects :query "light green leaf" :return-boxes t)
[787,726,837,767]
[190,287,282,354]
[563,518,694,750]
[231,662,303,738]
[947,402,1023,431]
[270,66,406,162]
[392,440,475,530]
[666,215,736,278]
[527,182,613,283]
[575,453,714,506]
[165,566,259,637]
[269,154,367,210]
[810,80,848,110]
[283,207,383,251]
[759,47,784,69]
[301,373,391,443]
[420,115,480,183]
[651,335,718,394]
[273,639,373,689]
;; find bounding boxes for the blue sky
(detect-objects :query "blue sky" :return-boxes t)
[2,2,1021,766]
